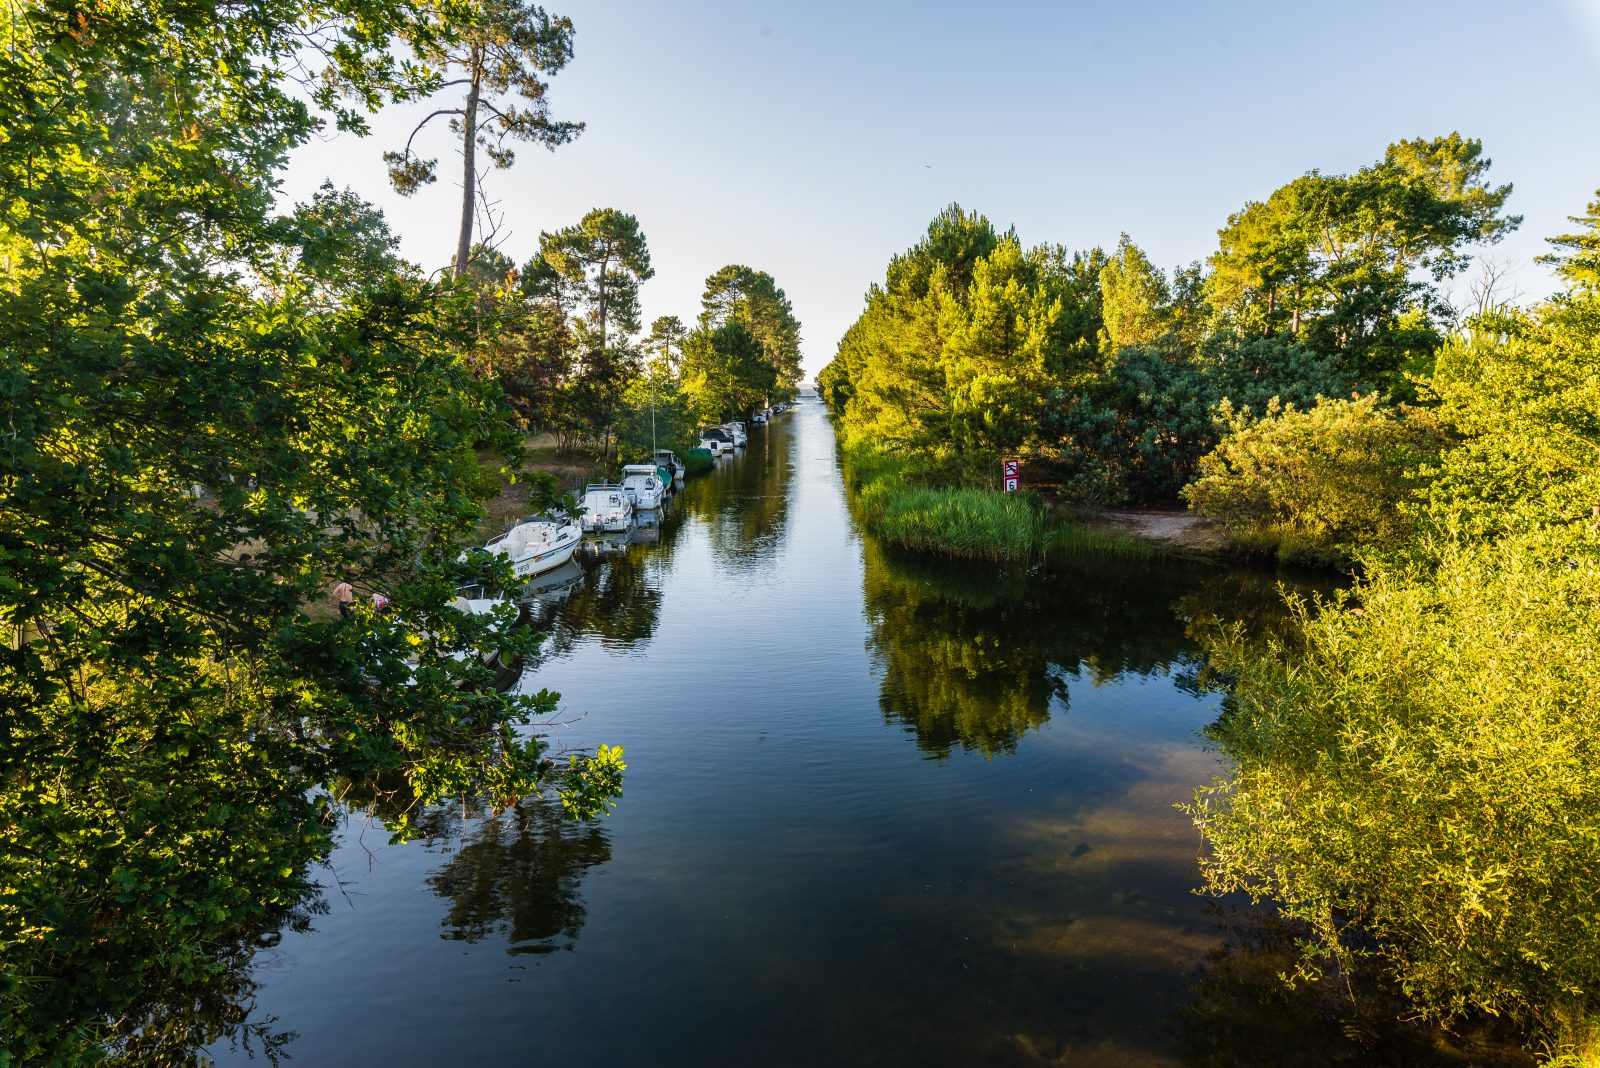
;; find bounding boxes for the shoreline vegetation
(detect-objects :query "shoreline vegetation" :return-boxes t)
[4,3,803,1061]
[822,154,1600,1062]
[839,440,1155,563]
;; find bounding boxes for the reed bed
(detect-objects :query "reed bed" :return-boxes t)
[840,440,1161,563]
[870,484,1043,562]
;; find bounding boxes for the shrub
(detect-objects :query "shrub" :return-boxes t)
[1183,395,1443,567]
[1190,526,1600,1055]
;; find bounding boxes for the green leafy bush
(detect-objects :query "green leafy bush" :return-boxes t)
[1191,526,1600,1056]
[1183,395,1443,567]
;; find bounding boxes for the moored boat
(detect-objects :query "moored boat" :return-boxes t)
[620,464,666,511]
[699,428,732,455]
[480,513,583,579]
[580,482,634,533]
[653,449,685,485]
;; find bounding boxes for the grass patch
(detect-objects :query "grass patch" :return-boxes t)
[840,439,1164,564]
[869,484,1043,562]
[1043,520,1157,561]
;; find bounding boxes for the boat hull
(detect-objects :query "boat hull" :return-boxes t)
[508,532,581,578]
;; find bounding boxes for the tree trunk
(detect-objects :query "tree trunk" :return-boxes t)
[596,249,610,354]
[453,53,482,278]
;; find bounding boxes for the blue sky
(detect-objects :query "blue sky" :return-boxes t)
[285,0,1600,380]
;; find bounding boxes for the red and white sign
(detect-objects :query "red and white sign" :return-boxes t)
[1002,457,1020,493]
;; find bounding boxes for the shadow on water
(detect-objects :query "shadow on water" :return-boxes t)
[1172,905,1536,1068]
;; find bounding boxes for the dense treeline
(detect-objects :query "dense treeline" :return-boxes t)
[0,0,791,1061]
[823,139,1600,1061]
[1191,208,1600,1064]
[821,134,1515,524]
[462,226,802,462]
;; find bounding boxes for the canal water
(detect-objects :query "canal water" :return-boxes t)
[214,399,1504,1067]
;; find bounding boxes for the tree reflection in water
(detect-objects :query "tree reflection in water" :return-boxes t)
[863,537,1342,759]
[1172,905,1534,1068]
[99,898,326,1068]
[419,795,612,956]
[675,432,796,571]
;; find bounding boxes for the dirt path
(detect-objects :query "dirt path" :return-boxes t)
[1076,508,1231,554]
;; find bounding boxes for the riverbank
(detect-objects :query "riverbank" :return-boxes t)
[474,435,712,541]
[838,441,1153,563]
[1070,507,1231,555]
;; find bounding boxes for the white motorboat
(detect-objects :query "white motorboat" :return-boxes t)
[654,449,685,485]
[723,421,748,447]
[580,483,633,533]
[481,514,583,579]
[699,429,732,456]
[620,464,666,511]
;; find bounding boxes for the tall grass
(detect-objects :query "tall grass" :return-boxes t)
[839,439,1161,563]
[869,484,1043,562]
[1043,520,1157,561]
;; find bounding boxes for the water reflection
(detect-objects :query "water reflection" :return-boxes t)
[863,538,1339,759]
[864,543,1206,757]
[416,796,612,956]
[674,430,796,571]
[1172,906,1534,1068]
[100,900,324,1067]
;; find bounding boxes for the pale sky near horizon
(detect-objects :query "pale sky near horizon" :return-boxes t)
[283,0,1600,381]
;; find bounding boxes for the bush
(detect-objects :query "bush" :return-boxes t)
[1190,526,1600,1054]
[1183,395,1443,567]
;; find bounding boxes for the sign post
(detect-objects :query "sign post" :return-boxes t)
[1001,456,1020,493]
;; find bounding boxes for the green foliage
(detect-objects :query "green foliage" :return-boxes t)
[539,207,654,350]
[383,0,584,274]
[1418,300,1600,550]
[1184,395,1445,566]
[1206,134,1520,390]
[611,365,693,459]
[0,3,620,1060]
[1539,187,1600,296]
[1190,525,1600,1038]
[864,485,1044,562]
[559,744,628,819]
[1191,201,1600,1060]
[681,321,774,423]
[822,204,1103,459]
[1099,233,1171,353]
[698,265,804,398]
[1048,335,1353,504]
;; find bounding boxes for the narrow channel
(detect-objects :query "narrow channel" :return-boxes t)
[221,398,1322,1066]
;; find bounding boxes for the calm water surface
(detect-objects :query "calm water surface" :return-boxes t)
[215,400,1494,1067]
